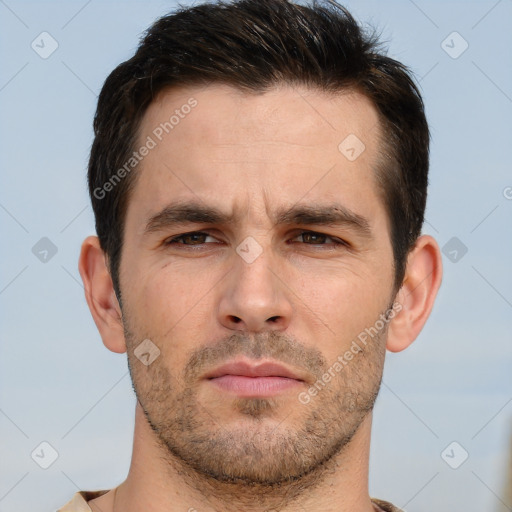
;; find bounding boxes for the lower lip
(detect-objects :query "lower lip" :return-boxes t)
[209,375,302,397]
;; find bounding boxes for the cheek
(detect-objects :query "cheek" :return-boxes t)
[122,272,203,379]
[292,266,390,357]
[130,263,217,343]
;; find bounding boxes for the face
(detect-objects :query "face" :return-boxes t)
[119,84,397,484]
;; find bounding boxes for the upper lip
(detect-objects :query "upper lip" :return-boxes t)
[204,360,306,381]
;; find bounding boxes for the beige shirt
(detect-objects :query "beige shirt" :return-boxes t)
[57,490,404,511]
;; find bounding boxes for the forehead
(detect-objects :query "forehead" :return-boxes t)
[128,83,386,232]
[141,83,380,151]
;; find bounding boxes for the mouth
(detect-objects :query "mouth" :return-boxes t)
[204,360,307,397]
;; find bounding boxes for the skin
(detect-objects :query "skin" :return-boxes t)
[79,84,442,512]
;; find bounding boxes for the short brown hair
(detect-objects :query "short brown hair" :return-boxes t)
[88,0,429,299]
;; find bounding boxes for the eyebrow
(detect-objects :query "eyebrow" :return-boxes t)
[144,200,372,238]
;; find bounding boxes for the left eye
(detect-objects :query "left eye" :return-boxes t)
[291,231,346,246]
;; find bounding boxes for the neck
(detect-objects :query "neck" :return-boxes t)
[96,403,376,512]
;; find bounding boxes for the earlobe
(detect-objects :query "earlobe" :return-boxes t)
[78,236,127,354]
[386,235,443,353]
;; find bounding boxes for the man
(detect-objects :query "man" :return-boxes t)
[61,0,442,510]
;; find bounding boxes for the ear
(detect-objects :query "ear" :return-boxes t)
[78,236,127,354]
[386,234,443,353]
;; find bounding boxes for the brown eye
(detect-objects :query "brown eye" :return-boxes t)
[292,231,346,246]
[166,232,216,245]
[301,232,328,244]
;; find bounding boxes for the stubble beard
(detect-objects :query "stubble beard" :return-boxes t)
[124,316,388,500]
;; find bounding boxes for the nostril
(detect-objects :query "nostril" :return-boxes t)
[267,316,280,323]
[229,316,242,324]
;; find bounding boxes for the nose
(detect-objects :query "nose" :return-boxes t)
[217,247,292,333]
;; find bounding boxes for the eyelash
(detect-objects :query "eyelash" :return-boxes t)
[164,231,348,249]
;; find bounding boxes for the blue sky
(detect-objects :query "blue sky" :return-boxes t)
[1,1,511,511]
